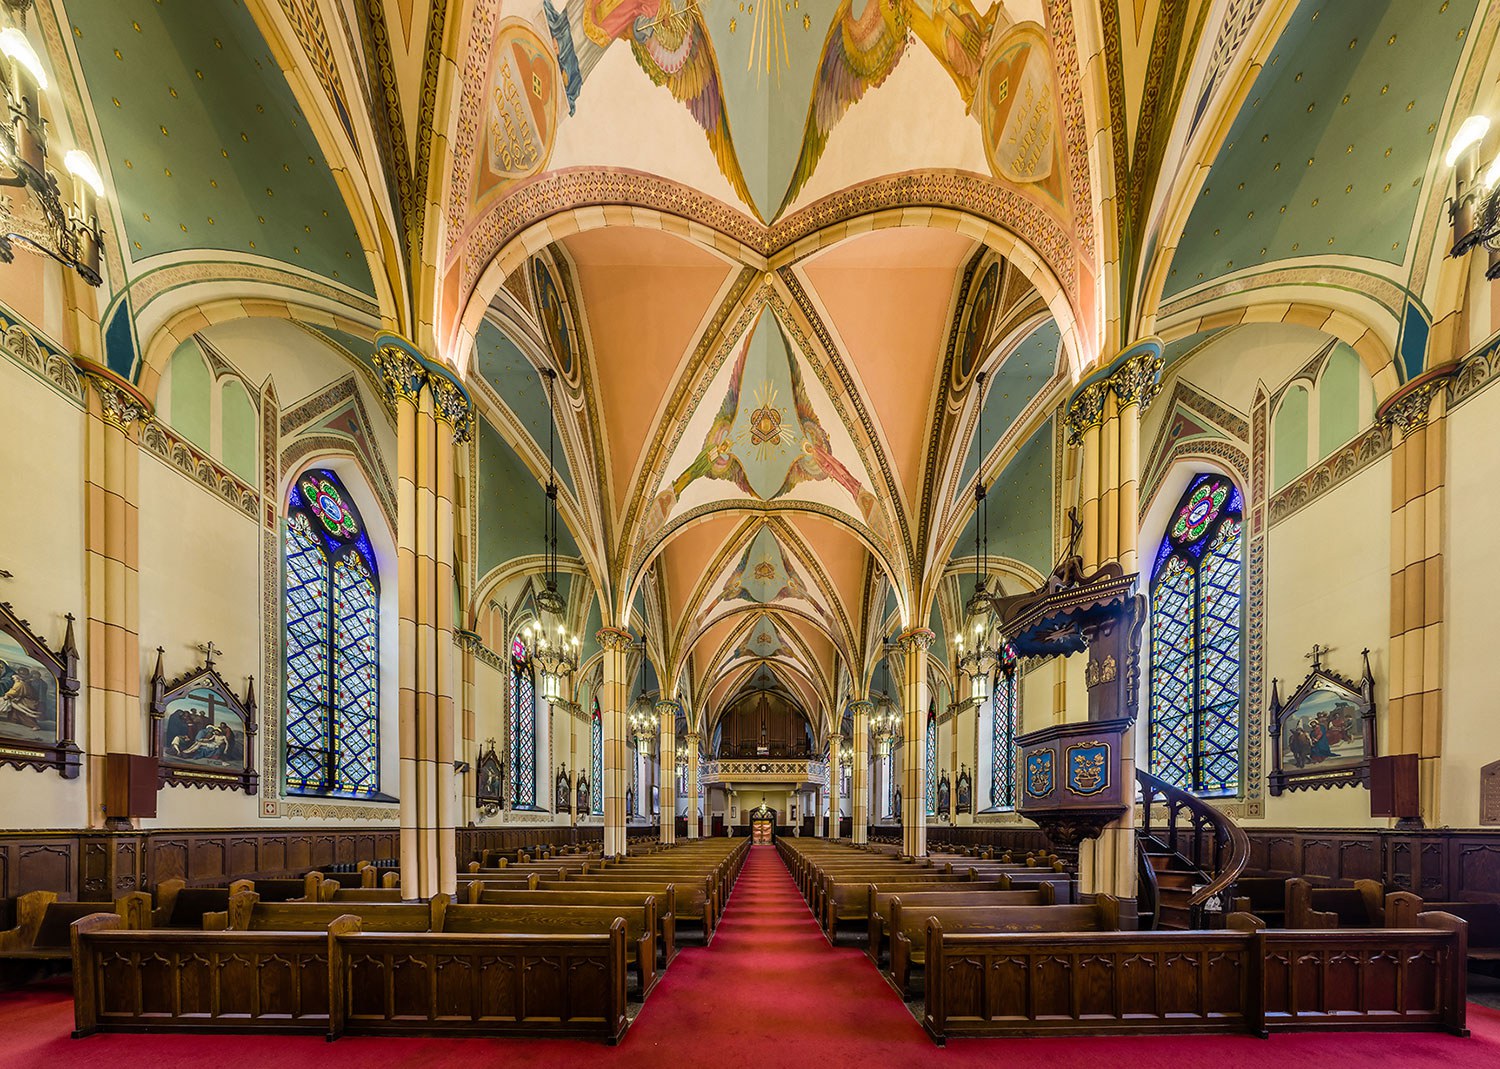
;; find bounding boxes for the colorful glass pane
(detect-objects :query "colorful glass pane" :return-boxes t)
[925,709,937,815]
[331,554,379,793]
[1150,474,1242,796]
[991,671,1017,809]
[300,473,360,540]
[284,512,330,791]
[283,470,380,796]
[510,646,537,807]
[591,702,603,815]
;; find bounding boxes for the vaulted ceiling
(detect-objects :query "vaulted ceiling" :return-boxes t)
[25,0,1492,732]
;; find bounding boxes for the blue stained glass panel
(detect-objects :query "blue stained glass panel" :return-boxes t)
[331,554,379,793]
[1149,474,1243,796]
[510,646,537,807]
[925,710,937,815]
[284,513,330,791]
[591,703,603,815]
[991,672,1017,809]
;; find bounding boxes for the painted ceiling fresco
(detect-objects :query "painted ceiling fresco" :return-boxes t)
[461,0,1070,222]
[646,306,886,549]
[696,524,837,634]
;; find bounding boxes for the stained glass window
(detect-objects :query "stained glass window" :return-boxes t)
[284,469,380,796]
[925,703,938,815]
[591,698,603,815]
[884,750,895,817]
[510,636,537,808]
[1150,473,1244,795]
[990,645,1019,810]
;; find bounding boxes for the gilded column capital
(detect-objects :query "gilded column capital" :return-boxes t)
[1378,364,1457,435]
[75,358,152,430]
[655,698,680,720]
[897,626,935,653]
[429,368,475,444]
[1063,339,1165,445]
[847,699,874,720]
[373,334,427,405]
[596,626,633,653]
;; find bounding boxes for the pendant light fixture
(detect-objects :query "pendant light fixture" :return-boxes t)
[531,367,577,702]
[957,370,1002,702]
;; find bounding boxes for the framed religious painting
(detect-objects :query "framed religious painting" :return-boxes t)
[555,765,571,813]
[575,771,590,814]
[937,769,951,818]
[1269,648,1376,795]
[955,765,973,814]
[0,603,81,778]
[476,740,505,807]
[149,644,259,793]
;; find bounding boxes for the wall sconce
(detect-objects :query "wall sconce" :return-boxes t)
[0,24,105,284]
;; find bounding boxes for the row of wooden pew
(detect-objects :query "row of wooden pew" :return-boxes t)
[778,838,1471,1042]
[65,837,748,1044]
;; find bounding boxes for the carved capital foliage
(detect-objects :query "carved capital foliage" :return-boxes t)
[1064,344,1164,445]
[372,344,426,405]
[76,362,152,431]
[654,698,680,719]
[596,626,633,653]
[897,627,936,654]
[1381,379,1444,435]
[429,375,474,443]
[847,699,874,720]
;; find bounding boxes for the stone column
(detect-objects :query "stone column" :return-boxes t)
[1381,372,1452,825]
[827,733,842,837]
[849,700,871,844]
[76,362,149,829]
[1064,340,1162,898]
[899,628,934,857]
[657,698,678,845]
[597,627,632,856]
[684,732,701,838]
[375,337,470,898]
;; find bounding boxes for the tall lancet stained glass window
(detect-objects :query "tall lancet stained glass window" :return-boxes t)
[284,469,381,796]
[510,636,538,808]
[925,702,938,815]
[1149,473,1244,795]
[591,698,603,815]
[991,645,1019,810]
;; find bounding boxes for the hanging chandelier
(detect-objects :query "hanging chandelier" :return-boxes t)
[871,648,901,752]
[0,13,104,284]
[1445,116,1500,276]
[530,367,577,702]
[626,634,656,752]
[956,369,1004,702]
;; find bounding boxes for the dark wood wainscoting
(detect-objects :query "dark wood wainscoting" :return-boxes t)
[1242,828,1500,904]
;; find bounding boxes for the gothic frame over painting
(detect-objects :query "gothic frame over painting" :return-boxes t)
[149,645,259,794]
[0,602,81,778]
[475,740,505,808]
[1268,648,1376,795]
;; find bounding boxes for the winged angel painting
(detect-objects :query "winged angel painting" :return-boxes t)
[542,0,1061,220]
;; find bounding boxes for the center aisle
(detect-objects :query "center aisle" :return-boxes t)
[1,844,1495,1069]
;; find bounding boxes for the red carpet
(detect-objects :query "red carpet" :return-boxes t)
[1,844,1496,1068]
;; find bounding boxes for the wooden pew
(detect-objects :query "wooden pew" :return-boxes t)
[150,879,252,928]
[543,874,715,937]
[1285,878,1421,928]
[1419,902,1500,970]
[71,911,630,1043]
[866,883,1056,962]
[442,901,658,997]
[890,897,1123,995]
[0,891,150,967]
[472,887,676,964]
[207,890,438,932]
[321,887,404,904]
[1229,875,1288,927]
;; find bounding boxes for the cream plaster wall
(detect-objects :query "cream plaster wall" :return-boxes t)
[136,453,262,828]
[0,359,87,828]
[1441,383,1500,828]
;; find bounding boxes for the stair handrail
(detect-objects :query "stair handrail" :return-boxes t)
[1135,768,1250,923]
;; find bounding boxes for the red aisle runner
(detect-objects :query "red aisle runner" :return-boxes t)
[1,843,1495,1068]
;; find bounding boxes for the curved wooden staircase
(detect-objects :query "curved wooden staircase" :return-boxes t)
[1136,769,1249,930]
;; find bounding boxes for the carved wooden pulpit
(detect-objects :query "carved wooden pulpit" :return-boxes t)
[994,546,1145,854]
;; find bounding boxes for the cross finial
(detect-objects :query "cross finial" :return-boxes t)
[1305,643,1332,670]
[197,640,222,669]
